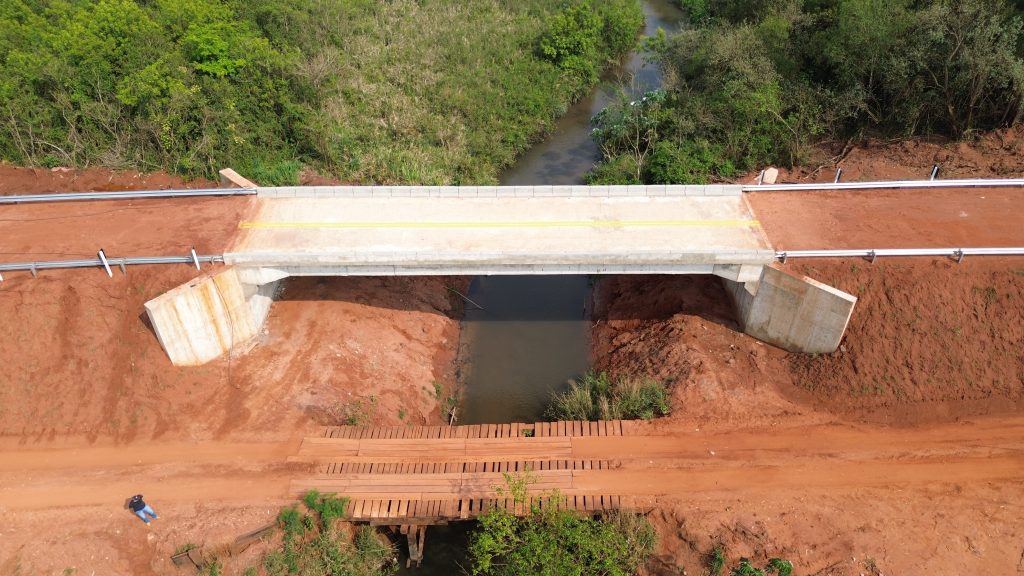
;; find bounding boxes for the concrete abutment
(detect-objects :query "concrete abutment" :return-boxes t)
[723,265,857,354]
[144,267,279,366]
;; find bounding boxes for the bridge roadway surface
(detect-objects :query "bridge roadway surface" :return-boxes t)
[0,418,1021,519]
[2,185,1024,267]
[226,191,773,275]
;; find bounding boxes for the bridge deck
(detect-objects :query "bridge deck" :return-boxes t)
[290,421,640,523]
[226,194,774,276]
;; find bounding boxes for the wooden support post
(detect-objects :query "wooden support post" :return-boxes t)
[404,525,427,568]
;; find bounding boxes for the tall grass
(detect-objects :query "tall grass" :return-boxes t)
[547,371,670,421]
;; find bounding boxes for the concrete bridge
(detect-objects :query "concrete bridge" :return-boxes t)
[144,184,856,365]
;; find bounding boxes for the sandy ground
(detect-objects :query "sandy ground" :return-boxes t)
[1,127,1024,575]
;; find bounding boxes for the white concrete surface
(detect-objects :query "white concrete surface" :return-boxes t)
[724,266,857,354]
[256,184,743,198]
[144,267,276,366]
[225,196,774,277]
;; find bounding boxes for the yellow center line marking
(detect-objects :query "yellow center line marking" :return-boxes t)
[239,219,760,230]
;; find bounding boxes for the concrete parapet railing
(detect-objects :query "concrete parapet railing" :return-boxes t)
[256,184,743,198]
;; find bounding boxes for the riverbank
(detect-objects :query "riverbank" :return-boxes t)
[587,134,1024,574]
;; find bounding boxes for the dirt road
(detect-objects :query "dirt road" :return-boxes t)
[0,196,250,263]
[289,417,1024,499]
[747,186,1024,250]
[0,439,304,511]
[5,417,1020,573]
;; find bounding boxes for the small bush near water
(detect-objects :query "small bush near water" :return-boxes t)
[547,371,670,421]
[263,490,396,576]
[469,473,656,576]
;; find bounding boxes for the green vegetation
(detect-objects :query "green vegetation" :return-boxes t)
[728,558,793,576]
[547,371,670,421]
[430,380,459,423]
[0,0,642,184]
[329,395,378,426]
[703,547,793,576]
[708,546,727,575]
[469,473,656,576]
[264,490,396,576]
[592,0,1024,183]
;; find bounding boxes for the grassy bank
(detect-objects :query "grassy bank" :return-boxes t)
[547,371,670,421]
[590,0,1024,184]
[0,0,642,184]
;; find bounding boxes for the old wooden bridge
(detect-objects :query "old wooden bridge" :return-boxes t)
[288,420,646,565]
[289,420,644,521]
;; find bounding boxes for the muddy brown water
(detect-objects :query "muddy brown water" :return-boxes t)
[395,2,684,571]
[456,275,593,425]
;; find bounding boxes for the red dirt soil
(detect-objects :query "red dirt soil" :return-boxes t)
[2,131,1024,576]
[0,167,464,573]
[747,186,1024,250]
[588,132,1024,575]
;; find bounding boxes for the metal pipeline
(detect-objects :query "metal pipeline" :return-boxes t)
[744,178,1024,192]
[776,247,1024,263]
[0,188,256,204]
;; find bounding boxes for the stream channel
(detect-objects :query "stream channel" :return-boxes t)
[394,1,684,571]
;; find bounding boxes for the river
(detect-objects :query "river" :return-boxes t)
[395,1,684,571]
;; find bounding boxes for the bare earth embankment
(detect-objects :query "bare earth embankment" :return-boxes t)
[0,166,465,573]
[592,134,1024,575]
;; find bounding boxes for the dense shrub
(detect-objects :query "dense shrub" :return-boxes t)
[547,371,670,421]
[594,0,1024,183]
[469,474,656,576]
[0,0,643,184]
[540,0,645,96]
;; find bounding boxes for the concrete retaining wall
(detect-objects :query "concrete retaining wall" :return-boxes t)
[144,267,277,366]
[724,265,857,354]
[257,184,742,198]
